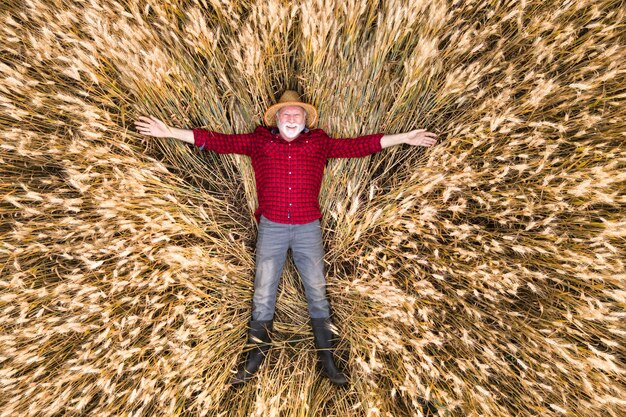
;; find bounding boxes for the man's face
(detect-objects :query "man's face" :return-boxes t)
[276,105,306,141]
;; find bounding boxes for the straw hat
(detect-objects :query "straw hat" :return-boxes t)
[264,90,318,128]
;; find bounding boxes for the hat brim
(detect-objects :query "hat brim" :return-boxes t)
[264,102,318,128]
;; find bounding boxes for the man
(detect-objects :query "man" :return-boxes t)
[134,90,437,388]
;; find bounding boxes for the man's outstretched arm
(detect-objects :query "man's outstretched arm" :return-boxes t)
[325,128,438,159]
[134,115,253,155]
[381,129,438,149]
[134,116,194,143]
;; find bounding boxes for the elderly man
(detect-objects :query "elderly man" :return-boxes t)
[134,90,437,387]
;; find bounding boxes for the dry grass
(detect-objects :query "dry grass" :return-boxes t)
[1,0,625,416]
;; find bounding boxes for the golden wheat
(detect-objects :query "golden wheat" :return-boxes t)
[1,0,625,416]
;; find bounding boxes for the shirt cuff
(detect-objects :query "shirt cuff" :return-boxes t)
[192,128,206,150]
[371,133,384,153]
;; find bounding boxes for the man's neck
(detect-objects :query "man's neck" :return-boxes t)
[280,133,299,142]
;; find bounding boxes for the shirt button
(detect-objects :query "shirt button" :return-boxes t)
[289,172,291,174]
[288,156,291,158]
[289,203,292,206]
[289,187,292,190]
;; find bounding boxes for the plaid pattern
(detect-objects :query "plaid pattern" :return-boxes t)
[193,126,384,224]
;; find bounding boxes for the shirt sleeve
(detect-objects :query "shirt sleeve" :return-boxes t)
[324,131,384,159]
[192,128,254,156]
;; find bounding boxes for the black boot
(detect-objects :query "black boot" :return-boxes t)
[311,317,348,386]
[230,319,273,387]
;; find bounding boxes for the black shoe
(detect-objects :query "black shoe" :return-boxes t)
[311,317,348,386]
[230,319,273,387]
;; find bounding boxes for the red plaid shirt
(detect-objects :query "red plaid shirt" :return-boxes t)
[193,126,384,224]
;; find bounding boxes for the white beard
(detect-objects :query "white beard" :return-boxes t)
[277,119,305,139]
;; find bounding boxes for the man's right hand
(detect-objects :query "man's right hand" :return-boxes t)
[134,116,172,138]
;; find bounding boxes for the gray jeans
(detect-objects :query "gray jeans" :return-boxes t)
[252,214,331,321]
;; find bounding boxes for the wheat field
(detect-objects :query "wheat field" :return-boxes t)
[1,0,625,416]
